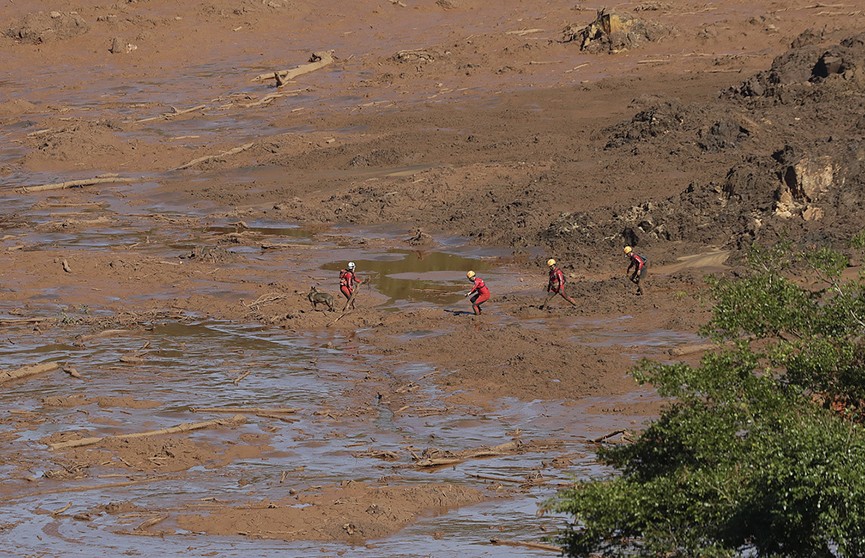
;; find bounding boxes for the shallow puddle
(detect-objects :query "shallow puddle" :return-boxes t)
[322,249,502,305]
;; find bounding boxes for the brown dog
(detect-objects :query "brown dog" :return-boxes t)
[307,286,335,312]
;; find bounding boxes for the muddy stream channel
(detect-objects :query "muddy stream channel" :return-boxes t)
[0,195,699,557]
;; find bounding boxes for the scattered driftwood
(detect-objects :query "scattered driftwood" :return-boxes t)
[63,366,82,379]
[252,51,335,84]
[232,370,251,385]
[61,259,72,273]
[243,292,286,310]
[173,142,255,171]
[469,473,540,485]
[490,538,561,553]
[190,406,298,414]
[135,515,168,531]
[413,440,527,469]
[0,317,49,326]
[506,28,545,36]
[48,415,246,450]
[77,329,129,343]
[16,176,139,194]
[669,342,717,356]
[351,449,401,461]
[591,429,633,444]
[240,88,304,108]
[50,502,72,516]
[0,361,60,385]
[136,104,207,124]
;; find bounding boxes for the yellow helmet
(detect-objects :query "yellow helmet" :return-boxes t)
[624,246,633,255]
[466,270,476,279]
[546,258,556,267]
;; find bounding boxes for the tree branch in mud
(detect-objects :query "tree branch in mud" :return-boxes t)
[48,415,246,450]
[135,104,207,124]
[411,440,561,469]
[0,361,60,385]
[172,142,255,171]
[490,539,562,553]
[190,406,298,414]
[251,51,335,84]
[16,176,140,194]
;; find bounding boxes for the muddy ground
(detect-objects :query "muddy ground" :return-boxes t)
[2,0,864,555]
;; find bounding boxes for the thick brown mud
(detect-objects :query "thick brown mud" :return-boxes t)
[2,0,865,555]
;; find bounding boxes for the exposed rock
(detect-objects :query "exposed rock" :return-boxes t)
[109,36,137,54]
[775,156,836,219]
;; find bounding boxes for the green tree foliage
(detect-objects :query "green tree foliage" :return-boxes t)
[548,240,865,557]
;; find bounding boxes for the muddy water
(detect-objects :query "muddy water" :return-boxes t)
[1,316,660,557]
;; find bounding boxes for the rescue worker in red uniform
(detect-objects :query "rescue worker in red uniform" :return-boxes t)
[624,246,647,295]
[542,258,578,309]
[339,261,363,310]
[464,270,490,315]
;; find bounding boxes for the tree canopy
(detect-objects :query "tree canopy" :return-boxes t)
[548,239,865,557]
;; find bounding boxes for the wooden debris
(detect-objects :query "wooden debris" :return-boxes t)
[61,259,72,273]
[669,342,716,356]
[77,329,129,343]
[256,412,298,423]
[469,473,530,484]
[413,440,524,469]
[239,88,304,108]
[325,283,363,327]
[1,475,182,501]
[0,317,49,326]
[190,406,298,414]
[63,366,82,379]
[591,429,628,444]
[50,502,72,516]
[506,28,545,36]
[48,415,246,450]
[16,176,139,194]
[243,292,286,310]
[135,515,168,531]
[351,449,401,461]
[136,104,207,124]
[490,538,561,552]
[0,361,60,385]
[252,51,335,83]
[119,355,144,364]
[173,142,255,171]
[232,370,251,385]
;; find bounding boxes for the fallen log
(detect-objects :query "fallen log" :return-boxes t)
[0,317,49,325]
[413,441,524,468]
[490,538,561,553]
[252,51,335,83]
[48,415,245,450]
[591,429,627,444]
[136,104,207,124]
[173,142,255,171]
[17,176,139,194]
[469,473,530,484]
[0,361,60,385]
[190,406,298,414]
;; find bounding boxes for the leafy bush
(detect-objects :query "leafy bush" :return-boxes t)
[548,241,865,556]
